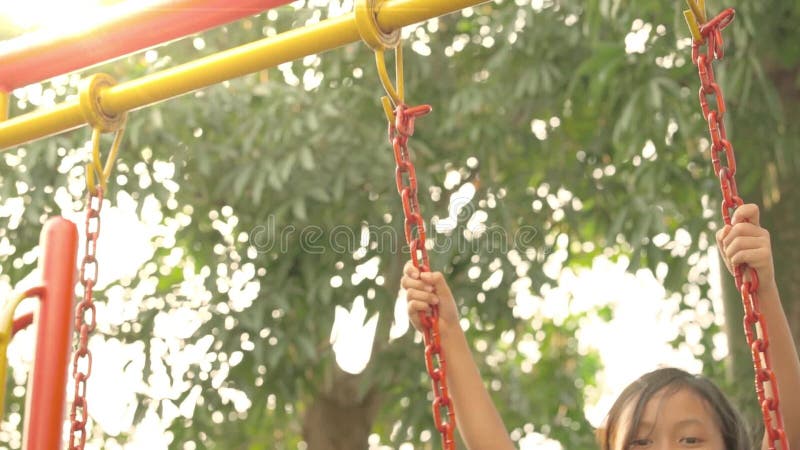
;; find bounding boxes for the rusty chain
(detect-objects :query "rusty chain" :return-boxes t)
[689,8,788,449]
[68,186,103,450]
[388,103,456,449]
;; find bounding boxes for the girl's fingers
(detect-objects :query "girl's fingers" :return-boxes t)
[732,203,759,227]
[407,300,431,329]
[419,272,453,297]
[401,276,434,292]
[716,225,730,247]
[722,222,764,247]
[714,205,773,283]
[716,226,731,263]
[724,235,766,259]
[406,288,439,305]
[404,260,420,279]
[730,247,770,268]
[407,300,431,314]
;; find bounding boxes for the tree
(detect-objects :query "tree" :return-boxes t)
[1,0,797,448]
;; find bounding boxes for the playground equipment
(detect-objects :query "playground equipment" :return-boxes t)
[0,0,482,447]
[0,218,78,450]
[0,0,483,149]
[369,42,456,446]
[0,0,790,449]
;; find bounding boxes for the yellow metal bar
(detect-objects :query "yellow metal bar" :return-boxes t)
[377,0,487,32]
[102,15,357,114]
[0,287,41,419]
[0,101,85,149]
[0,92,8,121]
[0,0,488,151]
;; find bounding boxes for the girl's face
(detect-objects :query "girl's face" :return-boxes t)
[612,387,726,450]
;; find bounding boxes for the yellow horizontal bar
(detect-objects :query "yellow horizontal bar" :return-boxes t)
[0,0,488,151]
[378,0,486,32]
[102,15,357,114]
[0,101,85,149]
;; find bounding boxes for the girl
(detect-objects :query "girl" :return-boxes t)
[401,204,800,449]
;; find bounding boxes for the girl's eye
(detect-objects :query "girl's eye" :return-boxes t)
[628,439,652,448]
[680,437,703,446]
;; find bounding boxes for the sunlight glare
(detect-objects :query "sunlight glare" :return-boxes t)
[389,290,410,341]
[1,0,106,32]
[565,256,704,427]
[330,297,379,374]
[520,431,564,450]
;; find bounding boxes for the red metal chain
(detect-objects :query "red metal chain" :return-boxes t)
[388,103,456,449]
[69,186,103,450]
[690,9,788,450]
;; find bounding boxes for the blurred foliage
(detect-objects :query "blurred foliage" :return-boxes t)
[1,0,798,448]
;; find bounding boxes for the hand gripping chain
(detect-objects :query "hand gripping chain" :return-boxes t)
[388,103,457,449]
[685,5,788,449]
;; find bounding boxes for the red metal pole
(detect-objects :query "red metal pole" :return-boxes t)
[24,217,78,450]
[0,0,293,91]
[11,312,34,336]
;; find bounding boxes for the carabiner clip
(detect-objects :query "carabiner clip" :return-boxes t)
[354,0,405,122]
[375,45,406,122]
[683,0,706,42]
[86,125,126,195]
[79,73,128,195]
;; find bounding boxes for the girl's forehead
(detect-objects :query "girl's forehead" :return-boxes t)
[611,387,719,446]
[640,387,715,420]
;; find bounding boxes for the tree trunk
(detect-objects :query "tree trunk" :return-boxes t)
[764,63,800,350]
[302,366,381,450]
[767,184,800,349]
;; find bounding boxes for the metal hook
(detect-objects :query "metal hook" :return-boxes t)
[375,44,406,122]
[375,46,404,106]
[355,0,405,121]
[79,73,128,195]
[86,125,126,195]
[683,0,706,42]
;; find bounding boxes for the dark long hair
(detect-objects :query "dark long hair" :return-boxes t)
[596,367,752,450]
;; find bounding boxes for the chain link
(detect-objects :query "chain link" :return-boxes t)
[69,187,103,450]
[388,103,456,449]
[690,9,788,450]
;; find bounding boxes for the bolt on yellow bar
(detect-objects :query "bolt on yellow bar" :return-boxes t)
[0,0,488,151]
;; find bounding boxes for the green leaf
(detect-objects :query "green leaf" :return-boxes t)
[297,336,317,361]
[307,187,330,203]
[648,78,663,110]
[299,146,315,170]
[292,198,307,221]
[252,171,266,205]
[233,165,253,198]
[280,154,296,182]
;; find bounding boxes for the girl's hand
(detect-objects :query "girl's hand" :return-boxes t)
[401,260,460,334]
[715,203,777,293]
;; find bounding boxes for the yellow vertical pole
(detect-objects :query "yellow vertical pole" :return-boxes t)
[0,91,8,122]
